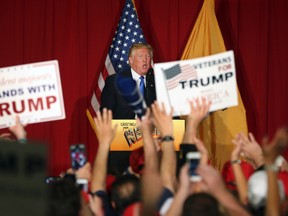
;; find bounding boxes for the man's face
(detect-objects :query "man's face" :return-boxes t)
[129,48,152,76]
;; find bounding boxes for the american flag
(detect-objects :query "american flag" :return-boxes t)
[87,0,147,121]
[164,64,197,90]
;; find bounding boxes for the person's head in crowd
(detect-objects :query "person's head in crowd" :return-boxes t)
[110,174,141,213]
[181,192,224,216]
[128,43,153,76]
[47,178,81,216]
[247,170,286,214]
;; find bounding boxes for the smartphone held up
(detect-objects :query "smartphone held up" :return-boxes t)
[186,152,202,182]
[70,144,87,170]
[70,144,89,192]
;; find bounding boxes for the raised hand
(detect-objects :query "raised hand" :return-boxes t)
[75,162,92,181]
[136,108,153,134]
[182,97,211,144]
[197,164,251,216]
[231,133,249,205]
[231,133,244,161]
[262,126,288,164]
[9,116,27,140]
[151,102,173,137]
[151,101,176,193]
[194,137,208,165]
[186,97,211,128]
[237,132,264,168]
[91,108,117,192]
[197,164,227,196]
[93,108,117,147]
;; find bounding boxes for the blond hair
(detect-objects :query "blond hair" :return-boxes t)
[128,43,153,58]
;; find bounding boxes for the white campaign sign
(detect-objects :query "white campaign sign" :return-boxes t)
[154,51,238,116]
[0,60,65,128]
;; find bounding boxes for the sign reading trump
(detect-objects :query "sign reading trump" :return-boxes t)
[154,51,238,116]
[0,60,65,129]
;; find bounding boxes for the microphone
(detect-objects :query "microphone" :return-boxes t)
[146,68,154,88]
[145,68,155,106]
[115,75,147,118]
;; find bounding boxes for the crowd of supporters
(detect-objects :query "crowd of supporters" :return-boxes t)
[1,98,288,216]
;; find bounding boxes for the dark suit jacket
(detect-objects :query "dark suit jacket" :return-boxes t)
[100,68,156,119]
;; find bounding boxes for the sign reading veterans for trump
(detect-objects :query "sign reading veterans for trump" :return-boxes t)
[0,60,65,129]
[154,51,238,116]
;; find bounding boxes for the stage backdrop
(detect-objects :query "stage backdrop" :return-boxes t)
[0,0,287,175]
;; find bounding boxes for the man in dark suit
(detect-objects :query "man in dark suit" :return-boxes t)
[100,43,156,174]
[100,43,156,119]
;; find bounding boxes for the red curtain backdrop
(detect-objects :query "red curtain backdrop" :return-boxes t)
[0,0,287,175]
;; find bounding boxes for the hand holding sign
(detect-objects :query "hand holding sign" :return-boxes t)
[0,60,65,128]
[154,51,238,116]
[9,116,27,141]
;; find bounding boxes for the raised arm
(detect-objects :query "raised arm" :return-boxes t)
[90,108,117,192]
[182,98,211,144]
[262,126,288,216]
[138,109,163,216]
[151,102,177,193]
[238,132,264,169]
[164,163,190,216]
[197,164,251,216]
[231,134,248,205]
[137,108,159,173]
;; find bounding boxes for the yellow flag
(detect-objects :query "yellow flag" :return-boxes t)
[181,0,248,170]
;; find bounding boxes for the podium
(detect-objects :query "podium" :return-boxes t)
[108,119,185,174]
[110,119,185,151]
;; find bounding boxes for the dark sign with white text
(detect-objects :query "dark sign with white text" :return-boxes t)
[0,141,47,215]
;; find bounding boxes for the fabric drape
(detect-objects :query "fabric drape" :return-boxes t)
[181,0,248,169]
[0,0,287,175]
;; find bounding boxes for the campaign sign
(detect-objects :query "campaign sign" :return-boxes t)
[154,51,238,116]
[0,60,65,128]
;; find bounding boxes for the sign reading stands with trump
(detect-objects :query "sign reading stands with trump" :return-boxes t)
[154,51,238,116]
[0,60,65,129]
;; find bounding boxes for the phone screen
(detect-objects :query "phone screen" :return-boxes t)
[70,144,87,170]
[186,152,202,182]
